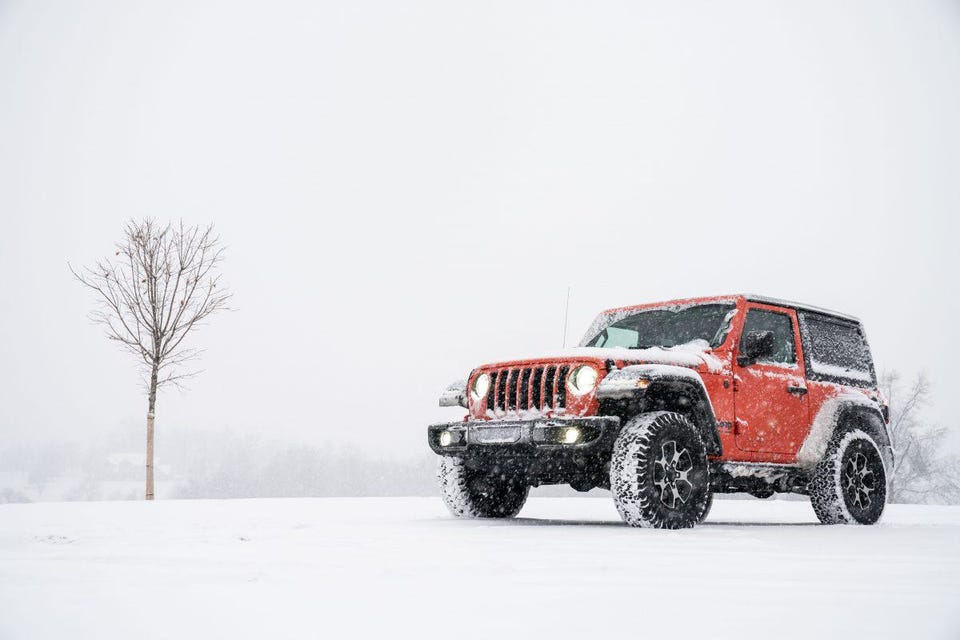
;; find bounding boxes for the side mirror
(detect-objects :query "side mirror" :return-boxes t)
[439,380,467,408]
[738,330,775,366]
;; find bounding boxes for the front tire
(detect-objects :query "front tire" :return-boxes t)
[610,412,712,529]
[437,456,529,518]
[809,429,887,525]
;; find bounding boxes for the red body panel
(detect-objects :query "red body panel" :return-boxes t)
[731,302,810,457]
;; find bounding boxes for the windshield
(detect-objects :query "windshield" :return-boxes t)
[582,303,736,350]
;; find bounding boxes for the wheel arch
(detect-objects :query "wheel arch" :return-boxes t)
[797,394,892,470]
[837,406,893,471]
[597,364,722,456]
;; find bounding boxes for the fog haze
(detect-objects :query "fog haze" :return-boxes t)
[1,0,958,464]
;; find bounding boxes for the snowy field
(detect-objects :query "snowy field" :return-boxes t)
[1,497,959,640]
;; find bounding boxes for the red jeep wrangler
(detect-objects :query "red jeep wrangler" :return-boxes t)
[428,295,892,529]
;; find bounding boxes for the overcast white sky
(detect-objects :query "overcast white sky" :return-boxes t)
[1,0,958,458]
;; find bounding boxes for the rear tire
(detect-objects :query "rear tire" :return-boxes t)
[610,412,712,529]
[698,490,714,524]
[437,456,529,518]
[809,429,887,525]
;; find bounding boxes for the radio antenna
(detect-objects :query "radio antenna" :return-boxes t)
[562,286,571,348]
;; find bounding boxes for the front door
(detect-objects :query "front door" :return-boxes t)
[734,305,810,455]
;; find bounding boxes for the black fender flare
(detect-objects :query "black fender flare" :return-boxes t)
[597,364,723,456]
[836,404,893,471]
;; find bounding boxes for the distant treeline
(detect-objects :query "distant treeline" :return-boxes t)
[0,428,439,502]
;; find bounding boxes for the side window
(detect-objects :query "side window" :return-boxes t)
[798,313,875,386]
[740,309,796,365]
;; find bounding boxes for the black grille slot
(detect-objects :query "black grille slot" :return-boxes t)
[506,369,518,409]
[530,367,543,408]
[543,365,556,408]
[496,369,508,410]
[519,368,531,410]
[556,365,569,408]
[487,371,497,411]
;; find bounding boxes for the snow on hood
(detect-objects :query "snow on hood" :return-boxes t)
[481,340,728,374]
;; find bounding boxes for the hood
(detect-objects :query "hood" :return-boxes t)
[477,341,729,374]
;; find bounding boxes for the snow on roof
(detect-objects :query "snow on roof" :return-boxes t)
[743,294,861,323]
[600,294,860,324]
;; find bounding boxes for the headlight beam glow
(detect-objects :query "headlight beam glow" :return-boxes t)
[567,365,599,396]
[470,373,491,401]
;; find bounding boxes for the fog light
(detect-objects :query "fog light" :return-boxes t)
[439,430,453,447]
[562,427,581,444]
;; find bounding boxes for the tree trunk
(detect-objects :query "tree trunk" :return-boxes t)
[145,364,158,500]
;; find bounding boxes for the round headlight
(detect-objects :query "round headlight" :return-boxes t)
[567,365,599,396]
[470,373,491,401]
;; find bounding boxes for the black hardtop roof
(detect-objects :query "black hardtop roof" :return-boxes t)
[744,294,861,324]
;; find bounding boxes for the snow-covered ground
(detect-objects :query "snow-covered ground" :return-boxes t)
[1,496,958,639]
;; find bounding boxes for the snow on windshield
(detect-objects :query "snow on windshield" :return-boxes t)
[579,301,736,350]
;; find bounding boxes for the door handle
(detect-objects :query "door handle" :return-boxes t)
[786,385,808,396]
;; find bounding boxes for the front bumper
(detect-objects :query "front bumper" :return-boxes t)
[427,416,621,456]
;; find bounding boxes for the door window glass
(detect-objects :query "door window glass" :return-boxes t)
[740,309,796,365]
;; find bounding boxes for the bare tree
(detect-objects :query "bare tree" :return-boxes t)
[71,219,231,500]
[882,371,960,504]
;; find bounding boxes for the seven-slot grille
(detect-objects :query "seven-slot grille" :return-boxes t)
[485,364,571,414]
